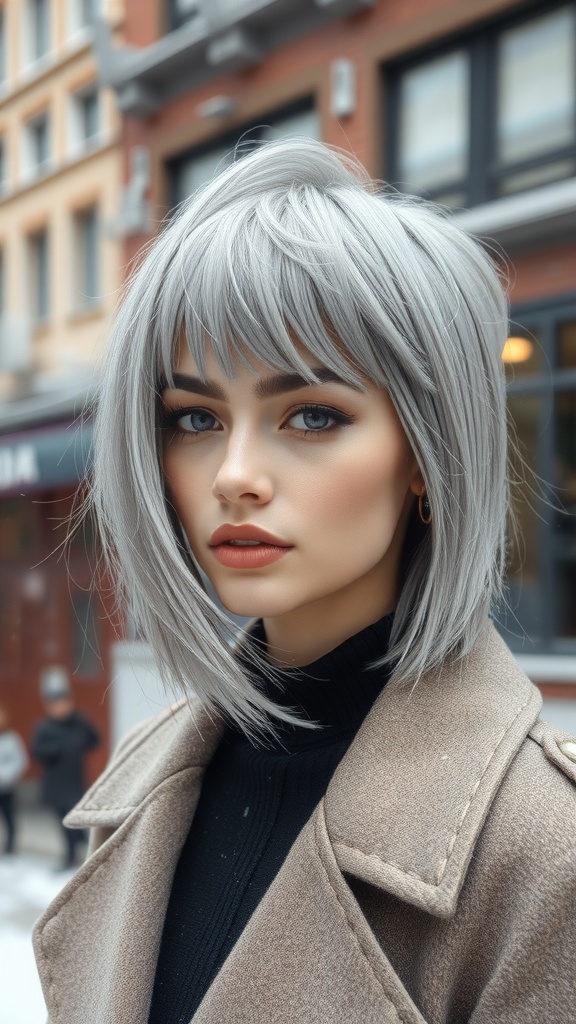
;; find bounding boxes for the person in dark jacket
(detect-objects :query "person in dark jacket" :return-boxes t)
[31,691,100,869]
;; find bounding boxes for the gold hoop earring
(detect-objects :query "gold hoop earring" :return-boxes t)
[418,491,431,525]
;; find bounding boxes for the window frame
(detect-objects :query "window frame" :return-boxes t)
[68,83,102,156]
[22,109,51,181]
[0,6,6,86]
[23,0,52,67]
[0,135,7,194]
[385,0,576,208]
[166,0,201,33]
[167,96,317,209]
[27,227,50,324]
[72,204,100,311]
[66,0,102,38]
[0,246,4,318]
[500,292,576,655]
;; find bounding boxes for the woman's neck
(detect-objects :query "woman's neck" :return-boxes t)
[262,577,397,667]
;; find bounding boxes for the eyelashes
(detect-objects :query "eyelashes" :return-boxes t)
[285,405,354,435]
[160,403,356,438]
[163,409,220,434]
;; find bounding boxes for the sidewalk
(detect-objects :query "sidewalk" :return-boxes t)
[15,804,64,861]
[1,805,84,1024]
[0,849,76,1024]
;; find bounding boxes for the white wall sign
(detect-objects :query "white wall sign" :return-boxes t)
[0,444,40,490]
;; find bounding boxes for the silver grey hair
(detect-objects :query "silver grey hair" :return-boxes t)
[92,137,509,735]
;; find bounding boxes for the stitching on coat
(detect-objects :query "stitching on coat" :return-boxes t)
[78,760,205,815]
[72,804,137,817]
[332,692,534,889]
[78,710,181,807]
[314,808,416,1024]
[332,844,434,886]
[79,697,214,809]
[434,692,533,884]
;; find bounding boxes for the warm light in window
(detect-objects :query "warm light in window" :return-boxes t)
[502,336,533,363]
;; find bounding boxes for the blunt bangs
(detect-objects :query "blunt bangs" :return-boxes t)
[92,137,510,736]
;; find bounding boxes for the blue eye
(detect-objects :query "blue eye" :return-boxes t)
[286,405,353,434]
[175,410,219,434]
[289,408,334,431]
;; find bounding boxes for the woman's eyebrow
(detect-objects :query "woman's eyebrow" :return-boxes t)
[169,374,226,400]
[255,369,358,398]
[166,369,359,401]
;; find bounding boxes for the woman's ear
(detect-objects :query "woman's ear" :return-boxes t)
[409,468,425,498]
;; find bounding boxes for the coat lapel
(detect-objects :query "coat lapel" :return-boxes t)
[192,801,427,1024]
[190,624,541,1024]
[33,701,224,1024]
[325,622,542,916]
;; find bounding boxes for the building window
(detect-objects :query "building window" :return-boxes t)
[167,0,201,32]
[69,85,101,154]
[24,0,51,64]
[79,0,101,25]
[498,296,576,653]
[22,110,51,180]
[71,592,100,676]
[28,228,50,322]
[0,136,7,194]
[0,6,6,85]
[73,206,100,309]
[168,99,319,207]
[386,2,576,207]
[0,247,4,316]
[67,0,102,36]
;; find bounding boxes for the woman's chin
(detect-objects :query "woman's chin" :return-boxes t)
[215,587,296,621]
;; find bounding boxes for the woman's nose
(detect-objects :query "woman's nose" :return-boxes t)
[211,434,274,506]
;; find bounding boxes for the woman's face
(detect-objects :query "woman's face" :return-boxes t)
[161,340,423,660]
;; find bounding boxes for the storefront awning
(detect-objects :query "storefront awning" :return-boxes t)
[0,420,93,497]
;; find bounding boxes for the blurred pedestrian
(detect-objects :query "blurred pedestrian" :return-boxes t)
[0,704,28,854]
[31,690,100,869]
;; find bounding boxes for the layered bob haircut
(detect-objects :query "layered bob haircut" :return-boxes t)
[92,138,509,736]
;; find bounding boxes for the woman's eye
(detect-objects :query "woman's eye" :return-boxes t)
[286,405,351,434]
[174,410,220,434]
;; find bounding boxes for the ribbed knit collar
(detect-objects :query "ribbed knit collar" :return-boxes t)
[238,613,394,750]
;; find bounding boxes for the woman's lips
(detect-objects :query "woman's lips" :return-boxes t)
[209,524,293,569]
[210,543,292,569]
[209,524,289,547]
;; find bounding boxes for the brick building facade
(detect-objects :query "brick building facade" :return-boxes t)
[0,0,126,782]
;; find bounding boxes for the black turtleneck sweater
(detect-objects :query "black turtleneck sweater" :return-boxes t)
[148,613,393,1024]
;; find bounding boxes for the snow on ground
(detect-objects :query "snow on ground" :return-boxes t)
[0,854,75,1024]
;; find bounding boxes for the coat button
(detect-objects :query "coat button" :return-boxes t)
[557,739,576,763]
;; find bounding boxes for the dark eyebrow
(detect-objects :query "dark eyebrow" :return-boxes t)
[255,369,359,398]
[165,369,359,401]
[169,374,227,400]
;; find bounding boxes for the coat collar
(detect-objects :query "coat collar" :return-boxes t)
[323,621,541,916]
[67,621,541,919]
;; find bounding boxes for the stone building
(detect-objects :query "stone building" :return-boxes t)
[0,0,125,779]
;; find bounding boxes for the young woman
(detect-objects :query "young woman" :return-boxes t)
[34,139,576,1023]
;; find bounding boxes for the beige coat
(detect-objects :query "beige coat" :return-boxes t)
[33,623,576,1023]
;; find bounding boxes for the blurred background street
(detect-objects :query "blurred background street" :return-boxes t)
[0,806,77,1024]
[1,0,576,1021]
